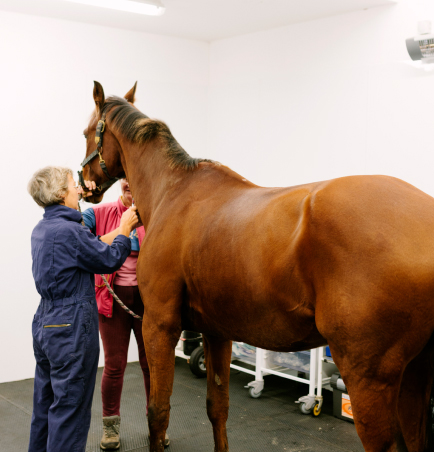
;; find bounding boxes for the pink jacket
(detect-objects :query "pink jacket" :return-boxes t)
[93,197,145,317]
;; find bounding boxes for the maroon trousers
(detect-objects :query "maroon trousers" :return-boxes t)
[99,285,150,417]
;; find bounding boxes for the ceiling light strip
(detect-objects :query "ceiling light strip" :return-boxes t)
[59,0,165,16]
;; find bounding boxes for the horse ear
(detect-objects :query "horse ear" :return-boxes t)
[93,81,105,115]
[124,81,137,104]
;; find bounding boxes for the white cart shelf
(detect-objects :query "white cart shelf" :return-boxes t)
[174,340,189,360]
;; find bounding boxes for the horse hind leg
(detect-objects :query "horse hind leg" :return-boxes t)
[328,341,409,452]
[398,334,434,452]
[202,334,232,452]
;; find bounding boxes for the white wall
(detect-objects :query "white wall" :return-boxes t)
[4,0,434,383]
[0,10,209,383]
[208,0,434,197]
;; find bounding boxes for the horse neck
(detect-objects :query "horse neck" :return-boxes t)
[116,135,179,229]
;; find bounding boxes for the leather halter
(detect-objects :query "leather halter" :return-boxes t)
[78,113,119,195]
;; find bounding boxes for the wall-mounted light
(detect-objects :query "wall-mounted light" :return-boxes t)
[406,21,434,67]
[59,0,165,16]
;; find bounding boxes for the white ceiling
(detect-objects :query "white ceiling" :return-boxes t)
[0,0,397,42]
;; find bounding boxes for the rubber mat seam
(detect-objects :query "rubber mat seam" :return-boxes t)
[0,393,32,415]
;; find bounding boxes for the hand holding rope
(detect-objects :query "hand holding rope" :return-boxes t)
[79,203,143,321]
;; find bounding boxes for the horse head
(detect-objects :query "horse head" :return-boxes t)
[80,81,137,203]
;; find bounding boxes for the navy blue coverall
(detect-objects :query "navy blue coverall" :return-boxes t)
[29,205,131,452]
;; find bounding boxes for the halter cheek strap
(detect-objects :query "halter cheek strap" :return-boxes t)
[78,113,119,194]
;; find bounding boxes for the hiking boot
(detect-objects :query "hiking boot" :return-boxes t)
[148,431,170,448]
[100,415,121,450]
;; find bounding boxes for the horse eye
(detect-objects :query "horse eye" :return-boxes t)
[83,134,88,139]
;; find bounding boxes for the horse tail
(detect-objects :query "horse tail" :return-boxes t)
[427,382,434,450]
[400,332,434,451]
[423,330,434,451]
[426,351,434,450]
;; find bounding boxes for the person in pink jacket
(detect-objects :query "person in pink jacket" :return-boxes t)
[82,178,169,450]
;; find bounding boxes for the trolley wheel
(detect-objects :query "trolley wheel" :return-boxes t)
[299,402,312,415]
[312,402,321,417]
[249,387,263,399]
[189,346,207,378]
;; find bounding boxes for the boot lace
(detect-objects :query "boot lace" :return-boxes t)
[103,421,120,439]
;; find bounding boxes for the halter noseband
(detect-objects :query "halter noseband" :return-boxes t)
[78,113,119,195]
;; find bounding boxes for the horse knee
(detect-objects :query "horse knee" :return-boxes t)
[206,396,228,424]
[148,403,170,428]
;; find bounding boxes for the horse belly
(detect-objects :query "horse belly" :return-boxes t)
[182,284,325,352]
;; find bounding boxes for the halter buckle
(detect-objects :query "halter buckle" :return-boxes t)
[95,119,106,145]
[98,120,105,133]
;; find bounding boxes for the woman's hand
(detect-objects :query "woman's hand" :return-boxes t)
[119,206,141,236]
[77,180,97,198]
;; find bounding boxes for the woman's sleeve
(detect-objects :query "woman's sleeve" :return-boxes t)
[82,207,96,233]
[75,225,131,274]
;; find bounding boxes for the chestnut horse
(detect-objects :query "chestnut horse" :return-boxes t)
[81,81,434,452]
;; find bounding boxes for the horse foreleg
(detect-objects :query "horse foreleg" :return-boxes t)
[202,335,232,452]
[398,337,434,452]
[142,317,181,452]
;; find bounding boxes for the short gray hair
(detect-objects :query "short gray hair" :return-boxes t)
[28,166,73,207]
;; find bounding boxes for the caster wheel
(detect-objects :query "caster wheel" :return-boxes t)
[299,402,312,415]
[249,387,262,399]
[189,346,207,378]
[312,402,321,417]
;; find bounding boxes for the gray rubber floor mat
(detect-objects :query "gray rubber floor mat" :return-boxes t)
[0,358,363,452]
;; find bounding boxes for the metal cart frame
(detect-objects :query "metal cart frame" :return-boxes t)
[234,346,334,415]
[176,336,337,416]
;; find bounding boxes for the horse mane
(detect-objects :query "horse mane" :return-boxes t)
[101,96,214,170]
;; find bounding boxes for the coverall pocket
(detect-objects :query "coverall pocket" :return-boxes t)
[42,322,73,365]
[68,378,85,406]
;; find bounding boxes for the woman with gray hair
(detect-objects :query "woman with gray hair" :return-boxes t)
[27,166,140,452]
